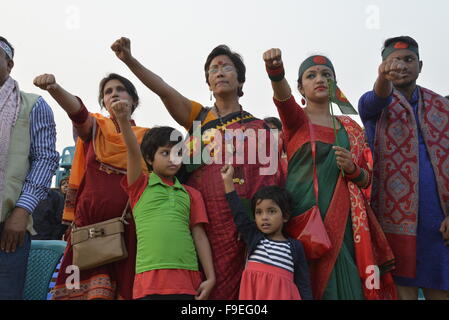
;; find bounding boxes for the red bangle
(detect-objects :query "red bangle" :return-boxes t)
[68,97,89,124]
[266,65,285,82]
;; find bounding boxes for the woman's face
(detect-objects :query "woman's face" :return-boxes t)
[299,65,335,103]
[102,79,135,118]
[207,55,242,98]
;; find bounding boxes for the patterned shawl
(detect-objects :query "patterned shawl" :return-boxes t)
[0,77,21,215]
[372,87,449,278]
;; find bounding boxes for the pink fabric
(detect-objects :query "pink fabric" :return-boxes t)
[0,76,20,217]
[239,261,301,300]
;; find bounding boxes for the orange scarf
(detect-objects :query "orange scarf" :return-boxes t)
[63,113,149,222]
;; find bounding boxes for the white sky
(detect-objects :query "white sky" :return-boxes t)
[3,0,449,156]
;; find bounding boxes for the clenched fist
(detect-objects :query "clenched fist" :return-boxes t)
[111,37,132,62]
[263,48,283,69]
[111,100,131,122]
[33,74,58,91]
[378,59,406,82]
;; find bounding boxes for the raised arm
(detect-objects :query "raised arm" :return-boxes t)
[263,48,306,138]
[221,165,259,244]
[111,37,192,128]
[112,100,143,185]
[33,74,93,140]
[263,48,292,101]
[374,59,406,98]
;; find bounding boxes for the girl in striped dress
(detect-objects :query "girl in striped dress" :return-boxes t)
[221,165,312,300]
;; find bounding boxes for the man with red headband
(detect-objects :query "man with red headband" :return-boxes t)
[0,36,59,299]
[358,36,449,300]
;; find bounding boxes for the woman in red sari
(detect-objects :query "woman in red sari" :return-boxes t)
[111,37,282,299]
[262,48,396,300]
[33,73,149,300]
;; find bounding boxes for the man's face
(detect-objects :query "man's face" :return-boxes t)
[385,49,422,89]
[0,49,13,86]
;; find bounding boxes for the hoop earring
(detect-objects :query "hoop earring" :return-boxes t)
[301,98,306,106]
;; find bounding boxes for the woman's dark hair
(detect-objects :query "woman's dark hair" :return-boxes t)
[383,36,419,51]
[0,36,14,60]
[251,186,293,221]
[204,45,246,97]
[140,126,183,171]
[264,117,283,131]
[98,73,139,114]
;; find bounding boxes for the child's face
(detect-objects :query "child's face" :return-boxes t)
[149,145,182,179]
[254,199,287,240]
[60,179,69,195]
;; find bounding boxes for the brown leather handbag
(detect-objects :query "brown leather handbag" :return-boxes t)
[71,202,129,271]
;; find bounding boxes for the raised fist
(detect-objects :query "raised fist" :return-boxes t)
[263,48,283,69]
[111,37,132,62]
[220,164,234,182]
[111,100,131,122]
[33,74,58,91]
[378,59,407,82]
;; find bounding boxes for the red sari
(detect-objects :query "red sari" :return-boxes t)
[184,102,283,299]
[53,111,148,300]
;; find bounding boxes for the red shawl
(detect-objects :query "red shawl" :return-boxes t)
[372,87,449,278]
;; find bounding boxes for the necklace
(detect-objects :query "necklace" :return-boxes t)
[214,104,244,128]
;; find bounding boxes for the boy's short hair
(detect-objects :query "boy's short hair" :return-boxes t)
[251,185,293,220]
[140,126,183,171]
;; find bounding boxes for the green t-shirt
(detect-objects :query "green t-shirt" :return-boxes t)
[131,173,199,274]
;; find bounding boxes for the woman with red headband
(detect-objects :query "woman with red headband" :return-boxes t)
[263,48,396,300]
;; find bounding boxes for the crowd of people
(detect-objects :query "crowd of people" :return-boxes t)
[0,34,448,300]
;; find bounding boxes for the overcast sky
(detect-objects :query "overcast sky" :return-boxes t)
[3,0,449,155]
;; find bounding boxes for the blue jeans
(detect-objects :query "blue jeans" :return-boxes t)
[0,222,31,300]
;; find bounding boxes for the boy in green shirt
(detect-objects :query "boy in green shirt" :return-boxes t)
[113,100,215,300]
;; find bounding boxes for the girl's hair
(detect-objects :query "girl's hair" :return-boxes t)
[204,44,246,97]
[251,185,293,221]
[140,126,183,171]
[264,117,282,131]
[98,73,139,114]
